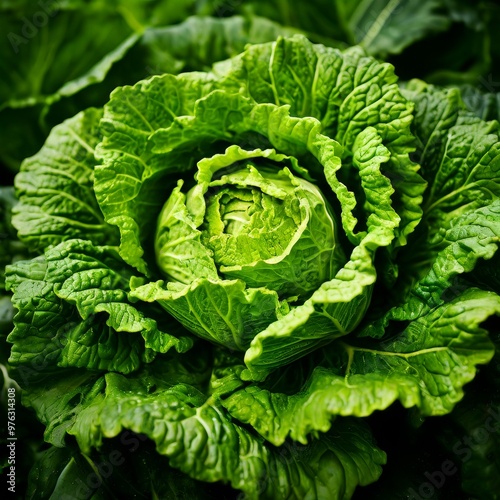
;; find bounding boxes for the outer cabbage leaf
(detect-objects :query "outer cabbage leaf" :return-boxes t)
[423,110,500,226]
[0,3,142,170]
[0,187,27,334]
[224,286,497,445]
[27,440,217,500]
[0,5,137,107]
[201,0,449,58]
[215,37,425,248]
[410,202,500,306]
[336,0,449,58]
[403,80,500,229]
[369,199,500,332]
[459,83,500,122]
[131,277,285,351]
[384,81,500,293]
[198,0,350,43]
[26,445,111,499]
[5,239,192,377]
[13,109,119,253]
[19,358,386,500]
[138,15,303,75]
[357,195,500,403]
[15,350,213,446]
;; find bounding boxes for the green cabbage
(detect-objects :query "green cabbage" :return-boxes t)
[5,36,500,499]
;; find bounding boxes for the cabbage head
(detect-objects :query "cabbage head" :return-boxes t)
[8,36,500,499]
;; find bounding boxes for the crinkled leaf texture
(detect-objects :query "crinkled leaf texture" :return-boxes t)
[361,200,500,337]
[224,286,497,444]
[0,187,27,334]
[6,239,192,377]
[18,360,386,500]
[222,201,500,446]
[96,35,424,376]
[384,80,500,295]
[13,109,119,252]
[403,80,500,230]
[7,34,500,500]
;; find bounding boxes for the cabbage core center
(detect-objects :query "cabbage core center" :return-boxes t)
[201,186,299,268]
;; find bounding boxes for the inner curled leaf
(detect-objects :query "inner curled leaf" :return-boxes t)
[202,183,298,265]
